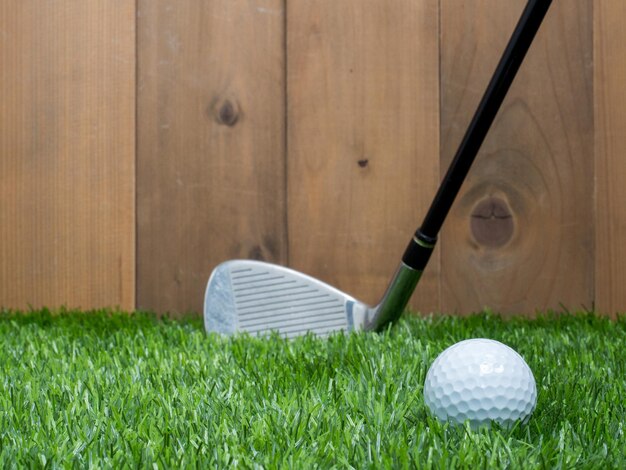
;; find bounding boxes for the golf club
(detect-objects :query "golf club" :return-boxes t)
[204,0,553,338]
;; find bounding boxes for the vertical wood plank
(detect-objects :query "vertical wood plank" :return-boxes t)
[287,0,440,312]
[440,0,593,314]
[137,1,286,315]
[0,1,135,311]
[595,0,626,316]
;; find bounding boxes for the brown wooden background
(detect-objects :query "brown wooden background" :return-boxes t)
[2,0,625,317]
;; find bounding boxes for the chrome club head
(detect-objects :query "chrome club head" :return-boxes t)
[204,259,422,338]
[204,260,369,338]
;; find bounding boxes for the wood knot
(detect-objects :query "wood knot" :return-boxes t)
[248,245,264,261]
[470,196,514,248]
[212,99,240,127]
[357,158,369,168]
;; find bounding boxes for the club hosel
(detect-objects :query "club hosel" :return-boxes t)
[402,230,437,271]
[367,261,424,332]
[367,231,437,331]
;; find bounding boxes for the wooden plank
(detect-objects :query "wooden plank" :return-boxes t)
[595,0,626,316]
[440,0,593,314]
[287,0,440,313]
[137,1,286,315]
[0,1,135,311]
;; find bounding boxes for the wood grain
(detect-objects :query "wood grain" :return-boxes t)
[0,1,135,311]
[137,0,287,315]
[440,0,594,314]
[595,0,626,316]
[287,0,440,312]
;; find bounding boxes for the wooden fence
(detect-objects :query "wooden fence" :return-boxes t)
[1,0,625,317]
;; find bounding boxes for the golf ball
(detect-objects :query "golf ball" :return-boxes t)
[423,338,537,428]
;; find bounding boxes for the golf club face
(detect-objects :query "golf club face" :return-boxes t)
[204,260,370,338]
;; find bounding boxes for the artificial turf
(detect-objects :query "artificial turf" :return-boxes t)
[0,309,624,468]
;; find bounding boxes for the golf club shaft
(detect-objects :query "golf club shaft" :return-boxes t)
[370,0,552,331]
[402,0,552,272]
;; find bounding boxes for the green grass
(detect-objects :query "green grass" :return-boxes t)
[0,309,625,468]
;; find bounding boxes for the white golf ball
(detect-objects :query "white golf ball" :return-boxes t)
[423,338,537,428]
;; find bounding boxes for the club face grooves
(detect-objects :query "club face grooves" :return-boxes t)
[204,260,363,337]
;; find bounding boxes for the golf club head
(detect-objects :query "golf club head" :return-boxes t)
[204,260,370,338]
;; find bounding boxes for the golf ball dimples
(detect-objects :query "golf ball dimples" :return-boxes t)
[423,338,537,428]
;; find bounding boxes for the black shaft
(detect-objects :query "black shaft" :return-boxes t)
[402,0,552,271]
